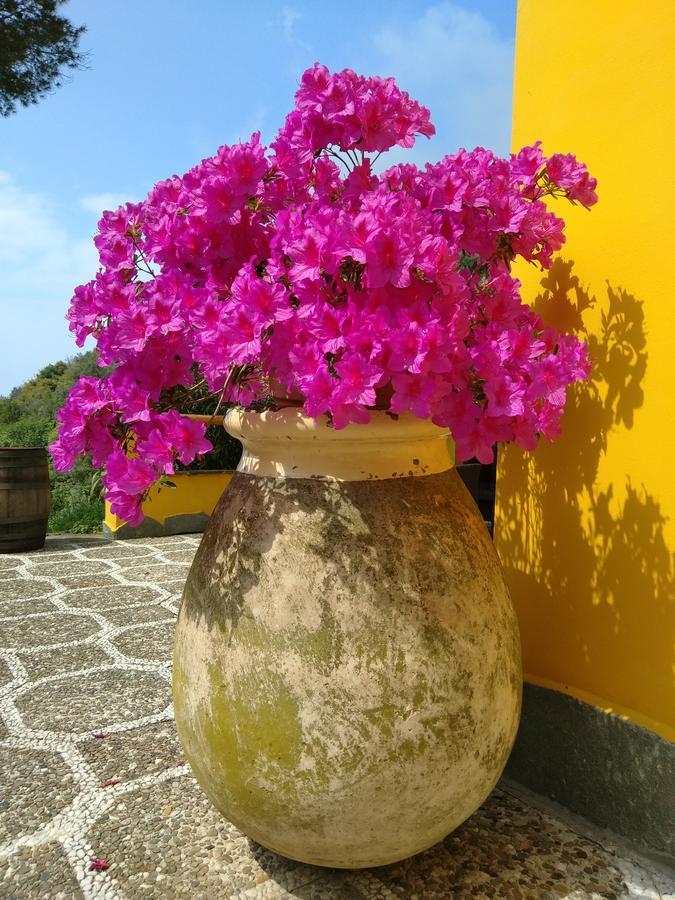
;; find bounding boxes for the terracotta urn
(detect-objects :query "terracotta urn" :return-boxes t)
[172,408,521,868]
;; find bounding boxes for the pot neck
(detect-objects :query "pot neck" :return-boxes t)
[224,408,454,482]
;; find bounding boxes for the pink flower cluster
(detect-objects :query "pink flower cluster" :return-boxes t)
[52,63,597,525]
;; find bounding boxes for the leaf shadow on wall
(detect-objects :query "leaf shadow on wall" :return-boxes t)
[496,258,674,721]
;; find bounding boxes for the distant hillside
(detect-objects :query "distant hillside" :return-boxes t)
[0,351,105,446]
[0,351,107,533]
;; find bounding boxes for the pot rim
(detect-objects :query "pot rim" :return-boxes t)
[224,407,454,481]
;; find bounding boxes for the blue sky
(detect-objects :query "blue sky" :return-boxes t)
[0,0,516,395]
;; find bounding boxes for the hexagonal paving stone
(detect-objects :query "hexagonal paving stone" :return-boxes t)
[112,622,175,662]
[0,571,24,584]
[0,655,16,689]
[0,747,79,843]
[0,580,55,601]
[65,585,163,611]
[162,579,189,597]
[18,643,109,679]
[143,536,198,547]
[41,539,95,553]
[0,612,101,649]
[56,573,128,591]
[6,844,84,898]
[110,552,175,571]
[16,667,171,733]
[159,548,200,565]
[0,596,59,617]
[104,603,175,628]
[117,563,191,585]
[79,721,183,783]
[2,842,84,899]
[79,544,155,561]
[28,560,113,578]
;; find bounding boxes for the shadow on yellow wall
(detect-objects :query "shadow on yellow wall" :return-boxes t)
[496,258,674,739]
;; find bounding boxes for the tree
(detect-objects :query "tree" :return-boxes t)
[0,0,86,117]
[3,350,102,419]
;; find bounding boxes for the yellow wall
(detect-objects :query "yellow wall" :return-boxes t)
[495,0,675,741]
[104,471,234,533]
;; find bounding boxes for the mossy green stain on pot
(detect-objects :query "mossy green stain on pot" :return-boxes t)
[173,468,521,868]
[204,669,304,824]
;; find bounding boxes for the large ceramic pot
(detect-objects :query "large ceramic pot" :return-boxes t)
[173,408,521,868]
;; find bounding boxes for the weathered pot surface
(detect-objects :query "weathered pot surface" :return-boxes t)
[173,408,521,868]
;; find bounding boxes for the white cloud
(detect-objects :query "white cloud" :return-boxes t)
[0,172,98,395]
[369,2,514,164]
[281,6,301,42]
[80,192,130,215]
[273,4,313,75]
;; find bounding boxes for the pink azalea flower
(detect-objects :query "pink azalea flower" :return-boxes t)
[302,367,337,418]
[87,422,117,469]
[289,229,325,282]
[528,356,568,406]
[365,229,412,289]
[89,858,110,873]
[390,373,437,419]
[484,373,526,417]
[308,303,346,354]
[329,398,371,430]
[160,411,213,465]
[454,414,512,465]
[231,264,292,327]
[145,291,184,336]
[546,153,598,208]
[334,353,382,406]
[115,306,151,354]
[222,310,261,365]
[107,369,153,422]
[137,428,176,473]
[49,438,81,472]
[104,450,157,496]
[417,236,465,297]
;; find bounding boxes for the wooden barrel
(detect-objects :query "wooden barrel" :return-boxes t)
[0,448,51,553]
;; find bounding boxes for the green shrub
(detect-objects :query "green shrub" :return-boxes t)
[0,417,54,449]
[47,458,104,534]
[48,499,104,534]
[1,352,106,534]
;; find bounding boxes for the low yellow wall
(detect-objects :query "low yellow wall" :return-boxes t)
[495,0,675,741]
[104,470,234,534]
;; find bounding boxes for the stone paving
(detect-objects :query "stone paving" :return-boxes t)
[0,534,673,900]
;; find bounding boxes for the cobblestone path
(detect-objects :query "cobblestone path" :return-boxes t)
[0,535,672,899]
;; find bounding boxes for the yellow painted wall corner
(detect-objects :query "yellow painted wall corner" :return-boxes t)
[495,0,675,740]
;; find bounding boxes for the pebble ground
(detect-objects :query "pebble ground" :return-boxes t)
[0,534,672,899]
